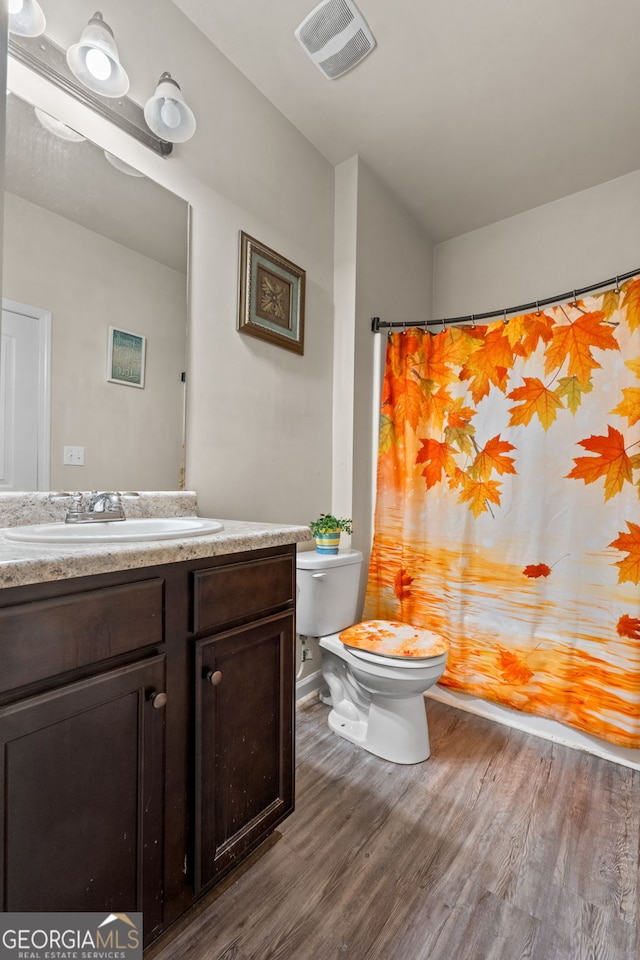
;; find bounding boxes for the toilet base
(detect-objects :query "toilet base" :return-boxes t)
[327,694,431,764]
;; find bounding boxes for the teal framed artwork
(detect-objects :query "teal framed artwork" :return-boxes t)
[107,326,146,388]
[237,231,306,355]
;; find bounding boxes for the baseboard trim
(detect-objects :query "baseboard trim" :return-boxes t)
[295,669,323,702]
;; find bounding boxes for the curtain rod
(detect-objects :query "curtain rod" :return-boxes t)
[370,267,640,333]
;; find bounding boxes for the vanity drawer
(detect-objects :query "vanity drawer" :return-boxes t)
[0,578,164,693]
[193,554,294,633]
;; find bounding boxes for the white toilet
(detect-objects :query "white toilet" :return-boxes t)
[296,549,449,764]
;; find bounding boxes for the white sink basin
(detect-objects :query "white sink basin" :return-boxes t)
[3,517,224,544]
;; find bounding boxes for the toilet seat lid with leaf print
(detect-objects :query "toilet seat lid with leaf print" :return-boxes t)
[339,620,449,659]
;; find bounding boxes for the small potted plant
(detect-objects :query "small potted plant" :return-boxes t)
[309,513,353,554]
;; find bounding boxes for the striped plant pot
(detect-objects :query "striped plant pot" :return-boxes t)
[314,531,341,554]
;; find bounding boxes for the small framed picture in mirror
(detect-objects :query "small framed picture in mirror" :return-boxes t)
[237,232,305,355]
[107,326,146,388]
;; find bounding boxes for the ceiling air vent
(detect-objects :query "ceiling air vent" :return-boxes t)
[295,0,377,79]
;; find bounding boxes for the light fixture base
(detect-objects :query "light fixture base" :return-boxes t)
[8,32,172,156]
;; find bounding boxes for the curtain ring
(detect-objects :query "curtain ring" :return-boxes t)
[503,308,508,325]
[441,316,446,332]
[614,276,621,294]
[470,314,476,329]
[573,289,578,306]
[535,301,541,316]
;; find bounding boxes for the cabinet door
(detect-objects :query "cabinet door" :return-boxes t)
[194,612,294,892]
[0,655,166,928]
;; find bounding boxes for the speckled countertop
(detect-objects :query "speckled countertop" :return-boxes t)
[0,491,312,589]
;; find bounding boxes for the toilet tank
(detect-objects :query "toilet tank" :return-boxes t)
[296,549,363,637]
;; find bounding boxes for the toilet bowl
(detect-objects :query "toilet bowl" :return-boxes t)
[296,549,449,764]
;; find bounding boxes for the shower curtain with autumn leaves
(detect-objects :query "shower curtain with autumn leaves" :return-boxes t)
[364,278,640,749]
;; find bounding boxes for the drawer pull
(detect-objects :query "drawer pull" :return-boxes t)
[149,691,168,709]
[205,669,223,686]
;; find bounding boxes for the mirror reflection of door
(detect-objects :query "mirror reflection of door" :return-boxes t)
[0,300,51,490]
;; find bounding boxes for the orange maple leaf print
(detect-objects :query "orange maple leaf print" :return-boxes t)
[459,325,514,404]
[470,434,517,481]
[616,614,640,640]
[457,476,502,517]
[378,414,395,454]
[446,396,477,429]
[444,398,477,455]
[393,569,414,602]
[392,378,425,434]
[497,648,534,684]
[523,563,552,578]
[416,438,458,489]
[420,326,479,386]
[543,311,618,384]
[621,277,640,332]
[566,425,633,501]
[610,387,640,428]
[445,423,476,457]
[419,383,455,432]
[447,465,467,491]
[609,521,640,585]
[506,312,554,359]
[599,288,621,319]
[507,377,564,431]
[400,330,423,356]
[555,375,593,415]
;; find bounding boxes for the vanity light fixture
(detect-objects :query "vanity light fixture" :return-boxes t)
[66,11,130,98]
[144,73,196,144]
[8,0,46,37]
[9,12,197,155]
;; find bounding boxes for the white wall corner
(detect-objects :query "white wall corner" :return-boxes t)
[332,157,359,521]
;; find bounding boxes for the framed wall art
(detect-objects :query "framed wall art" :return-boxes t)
[237,231,306,355]
[107,326,146,388]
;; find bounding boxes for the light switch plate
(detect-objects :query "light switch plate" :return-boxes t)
[63,445,85,466]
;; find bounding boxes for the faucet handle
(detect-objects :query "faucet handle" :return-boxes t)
[50,492,83,519]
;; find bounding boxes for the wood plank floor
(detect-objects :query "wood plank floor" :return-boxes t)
[153,696,640,960]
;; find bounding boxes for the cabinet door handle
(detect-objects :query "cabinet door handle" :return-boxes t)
[149,691,168,709]
[205,670,223,686]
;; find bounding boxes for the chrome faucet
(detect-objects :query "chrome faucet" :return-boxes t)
[51,491,138,523]
[87,491,126,520]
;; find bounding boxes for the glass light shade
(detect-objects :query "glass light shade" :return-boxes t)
[8,0,46,37]
[144,73,196,143]
[66,12,130,98]
[34,107,86,142]
[104,151,145,177]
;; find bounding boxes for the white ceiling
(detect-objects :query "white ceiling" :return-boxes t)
[172,0,640,241]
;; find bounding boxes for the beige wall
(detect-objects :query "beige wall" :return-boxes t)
[6,0,335,524]
[0,6,6,288]
[334,157,434,611]
[3,191,186,490]
[433,169,640,317]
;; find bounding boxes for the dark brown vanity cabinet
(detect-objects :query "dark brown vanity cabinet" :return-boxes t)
[0,578,167,927]
[0,655,167,925]
[194,612,294,892]
[0,543,296,946]
[191,553,295,894]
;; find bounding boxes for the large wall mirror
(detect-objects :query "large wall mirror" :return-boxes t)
[1,82,189,492]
